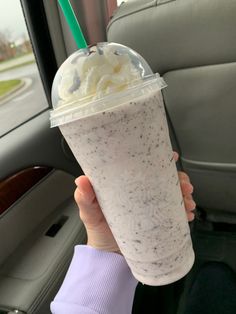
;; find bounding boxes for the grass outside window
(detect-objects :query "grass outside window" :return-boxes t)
[0,79,21,97]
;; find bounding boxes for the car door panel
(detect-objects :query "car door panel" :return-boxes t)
[0,111,86,314]
[0,111,82,179]
[0,166,52,215]
[0,168,86,313]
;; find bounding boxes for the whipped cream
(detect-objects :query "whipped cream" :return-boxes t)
[57,45,142,107]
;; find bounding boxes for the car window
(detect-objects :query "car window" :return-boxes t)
[117,0,129,5]
[0,0,48,137]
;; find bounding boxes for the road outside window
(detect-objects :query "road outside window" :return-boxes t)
[0,0,48,137]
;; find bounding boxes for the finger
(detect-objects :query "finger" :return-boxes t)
[178,171,190,183]
[75,176,96,206]
[183,195,196,211]
[173,151,179,162]
[187,211,195,222]
[180,180,194,195]
[74,176,104,226]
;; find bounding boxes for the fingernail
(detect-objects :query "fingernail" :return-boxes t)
[191,201,196,209]
[188,212,195,222]
[188,184,194,193]
[75,178,80,186]
[75,179,83,194]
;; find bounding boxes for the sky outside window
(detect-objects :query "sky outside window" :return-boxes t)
[117,0,129,5]
[0,1,28,43]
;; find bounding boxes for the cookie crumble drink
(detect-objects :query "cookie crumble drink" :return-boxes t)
[50,41,194,285]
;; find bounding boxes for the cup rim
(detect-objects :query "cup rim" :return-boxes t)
[50,74,167,127]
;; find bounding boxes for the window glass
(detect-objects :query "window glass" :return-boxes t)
[0,0,48,137]
[117,0,129,5]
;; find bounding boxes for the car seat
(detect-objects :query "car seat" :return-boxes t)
[108,0,236,224]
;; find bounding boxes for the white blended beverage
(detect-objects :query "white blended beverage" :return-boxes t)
[50,42,194,285]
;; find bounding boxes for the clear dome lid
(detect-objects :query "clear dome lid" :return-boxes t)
[50,42,166,127]
[51,42,153,110]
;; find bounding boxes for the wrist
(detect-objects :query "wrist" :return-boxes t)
[86,240,122,255]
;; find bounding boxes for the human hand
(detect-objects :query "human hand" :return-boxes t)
[173,152,196,222]
[74,153,195,253]
[74,175,121,253]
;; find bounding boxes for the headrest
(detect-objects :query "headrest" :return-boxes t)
[107,0,236,74]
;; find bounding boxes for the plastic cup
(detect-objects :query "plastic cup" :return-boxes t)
[50,42,194,285]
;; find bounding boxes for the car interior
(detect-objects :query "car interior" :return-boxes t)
[0,0,236,313]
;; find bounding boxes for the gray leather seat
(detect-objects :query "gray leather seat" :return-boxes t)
[107,0,236,224]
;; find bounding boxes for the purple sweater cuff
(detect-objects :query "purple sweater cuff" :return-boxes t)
[51,245,138,314]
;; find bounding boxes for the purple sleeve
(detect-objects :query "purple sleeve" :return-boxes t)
[50,245,138,314]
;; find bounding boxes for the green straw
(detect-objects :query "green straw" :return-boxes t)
[58,0,87,49]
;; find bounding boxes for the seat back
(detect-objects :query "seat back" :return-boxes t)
[107,0,236,223]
